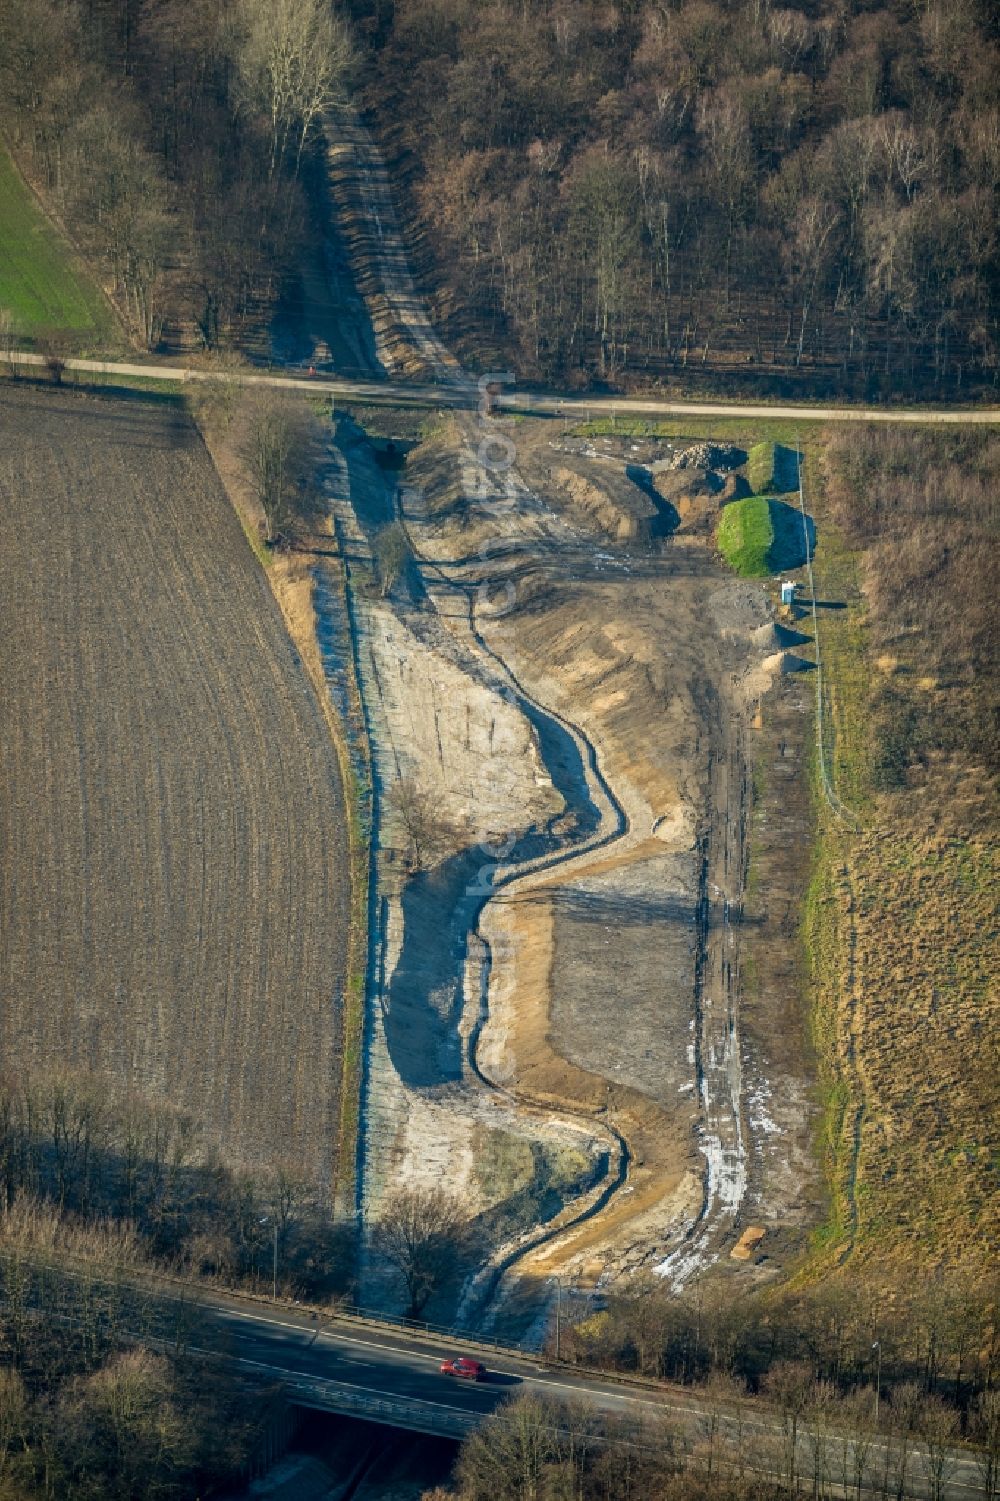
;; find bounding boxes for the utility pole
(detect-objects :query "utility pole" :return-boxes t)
[260,1216,279,1301]
[555,1277,562,1362]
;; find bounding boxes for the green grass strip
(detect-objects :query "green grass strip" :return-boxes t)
[0,144,114,346]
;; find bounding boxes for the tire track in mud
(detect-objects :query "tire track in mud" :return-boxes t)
[652,679,753,1288]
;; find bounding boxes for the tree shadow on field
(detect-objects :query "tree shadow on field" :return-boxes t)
[0,1073,358,1302]
[16,377,195,448]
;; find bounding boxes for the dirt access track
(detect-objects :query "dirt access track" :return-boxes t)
[0,385,350,1187]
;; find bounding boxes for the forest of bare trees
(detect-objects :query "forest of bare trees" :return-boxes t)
[557,1271,999,1413]
[352,0,999,396]
[0,0,352,350]
[0,1197,275,1498]
[443,1383,1000,1501]
[2,0,994,396]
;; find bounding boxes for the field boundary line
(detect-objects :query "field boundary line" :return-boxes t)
[795,447,860,830]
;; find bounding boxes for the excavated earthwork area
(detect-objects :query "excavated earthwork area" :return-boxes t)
[324,402,819,1331]
[441,422,819,1301]
[312,108,819,1325]
[0,384,351,1187]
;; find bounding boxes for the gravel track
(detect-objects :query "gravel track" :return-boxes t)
[0,387,350,1185]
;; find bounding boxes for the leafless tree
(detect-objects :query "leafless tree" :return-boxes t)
[371,521,410,598]
[372,1186,468,1321]
[695,1372,746,1485]
[388,774,466,871]
[764,1360,814,1492]
[229,0,354,178]
[64,106,170,348]
[882,1382,923,1501]
[838,1387,879,1500]
[36,331,71,384]
[457,1392,560,1501]
[0,309,19,375]
[237,389,314,543]
[971,1390,1000,1501]
[918,1394,960,1501]
[801,1378,838,1498]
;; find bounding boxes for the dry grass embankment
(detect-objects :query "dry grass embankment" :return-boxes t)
[0,384,351,1188]
[802,428,999,1280]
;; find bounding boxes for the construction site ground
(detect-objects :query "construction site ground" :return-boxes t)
[309,401,820,1335]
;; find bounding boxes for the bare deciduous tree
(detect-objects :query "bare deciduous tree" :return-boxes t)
[230,0,354,178]
[237,389,314,544]
[371,520,410,598]
[64,107,170,349]
[0,309,19,375]
[972,1390,1000,1501]
[919,1394,960,1501]
[373,1186,467,1321]
[388,774,466,872]
[457,1393,559,1501]
[764,1359,814,1492]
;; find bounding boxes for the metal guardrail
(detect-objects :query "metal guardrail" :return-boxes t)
[260,1372,481,1437]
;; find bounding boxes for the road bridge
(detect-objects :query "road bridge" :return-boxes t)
[141,1287,985,1499]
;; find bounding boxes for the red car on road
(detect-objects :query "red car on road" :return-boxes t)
[440,1356,486,1382]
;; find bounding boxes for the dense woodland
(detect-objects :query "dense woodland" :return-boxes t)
[3,1,997,398]
[352,0,999,395]
[0,0,352,349]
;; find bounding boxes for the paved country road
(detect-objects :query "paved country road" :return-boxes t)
[114,1283,984,1500]
[8,352,1000,425]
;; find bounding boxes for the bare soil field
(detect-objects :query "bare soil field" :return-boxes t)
[0,384,350,1186]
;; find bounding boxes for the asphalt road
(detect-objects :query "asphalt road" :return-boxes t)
[9,352,1000,425]
[168,1291,988,1499]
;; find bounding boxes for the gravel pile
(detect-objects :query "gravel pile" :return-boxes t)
[666,442,747,472]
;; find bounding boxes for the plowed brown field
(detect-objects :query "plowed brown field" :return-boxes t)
[0,386,349,1186]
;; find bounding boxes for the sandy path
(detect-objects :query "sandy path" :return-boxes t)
[10,354,1000,425]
